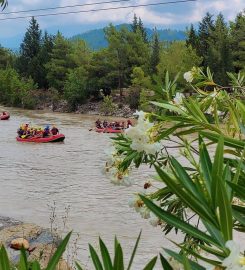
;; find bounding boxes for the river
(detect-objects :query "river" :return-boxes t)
[0,106,172,269]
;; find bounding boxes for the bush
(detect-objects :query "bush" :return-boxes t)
[127,86,141,109]
[99,95,117,115]
[0,68,36,108]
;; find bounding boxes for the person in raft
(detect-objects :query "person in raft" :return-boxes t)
[43,125,50,137]
[51,125,59,135]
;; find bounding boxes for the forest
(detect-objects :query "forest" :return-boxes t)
[0,11,244,111]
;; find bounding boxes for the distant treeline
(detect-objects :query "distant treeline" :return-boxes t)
[0,11,244,110]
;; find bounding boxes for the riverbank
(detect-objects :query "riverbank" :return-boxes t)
[31,89,135,118]
[0,216,70,269]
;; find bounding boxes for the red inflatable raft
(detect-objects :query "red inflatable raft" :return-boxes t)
[96,128,124,133]
[16,134,65,143]
[0,111,10,120]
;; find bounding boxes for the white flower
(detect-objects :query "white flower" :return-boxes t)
[139,206,150,219]
[183,71,194,83]
[222,240,245,270]
[173,92,185,105]
[109,168,134,187]
[128,194,144,212]
[149,213,160,227]
[125,111,161,155]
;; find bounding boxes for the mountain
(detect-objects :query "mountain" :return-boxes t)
[71,24,186,50]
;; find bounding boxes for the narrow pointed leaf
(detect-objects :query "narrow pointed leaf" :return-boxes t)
[127,230,141,270]
[140,196,221,248]
[159,253,173,270]
[46,231,72,270]
[89,244,103,270]
[142,256,158,270]
[99,237,113,270]
[114,244,124,270]
[0,246,10,270]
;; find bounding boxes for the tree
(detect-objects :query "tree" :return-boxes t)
[45,32,74,91]
[105,24,129,95]
[37,31,54,88]
[0,45,14,68]
[157,41,202,86]
[131,13,138,33]
[87,48,115,95]
[16,17,42,86]
[138,17,148,43]
[207,13,233,84]
[230,10,245,73]
[64,67,88,111]
[197,12,214,67]
[131,14,148,43]
[150,29,160,75]
[186,24,198,49]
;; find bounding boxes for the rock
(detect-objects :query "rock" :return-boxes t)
[0,222,61,265]
[10,238,29,250]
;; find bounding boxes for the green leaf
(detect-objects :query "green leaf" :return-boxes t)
[164,249,205,270]
[75,262,84,270]
[154,165,216,226]
[113,243,124,270]
[183,253,192,270]
[201,131,245,149]
[0,246,10,270]
[46,231,72,270]
[19,249,28,270]
[89,244,103,270]
[159,253,173,270]
[127,230,141,270]
[199,136,212,196]
[31,261,41,270]
[99,237,113,270]
[151,101,188,115]
[140,195,221,248]
[142,256,158,270]
[227,182,245,200]
[232,208,245,226]
[211,136,224,208]
[170,157,198,197]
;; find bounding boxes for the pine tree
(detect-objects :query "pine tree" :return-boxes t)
[207,13,232,85]
[138,17,148,43]
[16,17,42,86]
[131,13,138,33]
[186,24,198,49]
[230,10,245,72]
[45,32,74,91]
[150,29,160,74]
[197,12,214,67]
[37,31,54,88]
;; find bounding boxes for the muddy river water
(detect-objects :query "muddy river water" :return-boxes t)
[0,106,171,269]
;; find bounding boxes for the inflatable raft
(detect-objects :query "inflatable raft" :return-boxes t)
[16,134,65,143]
[96,128,124,133]
[0,112,10,120]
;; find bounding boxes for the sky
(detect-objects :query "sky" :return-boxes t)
[0,0,244,49]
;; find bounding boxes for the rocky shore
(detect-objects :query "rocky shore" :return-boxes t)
[0,216,69,269]
[33,90,135,118]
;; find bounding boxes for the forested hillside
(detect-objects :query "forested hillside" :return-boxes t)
[0,12,244,113]
[71,23,186,50]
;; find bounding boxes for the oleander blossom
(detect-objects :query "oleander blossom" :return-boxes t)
[183,71,194,83]
[173,92,185,105]
[125,111,161,155]
[105,148,134,186]
[222,240,245,270]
